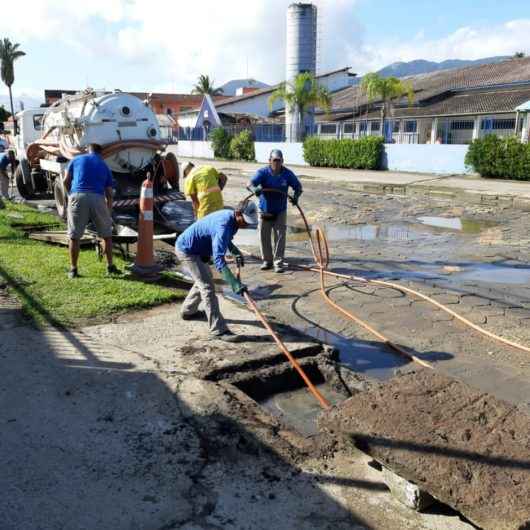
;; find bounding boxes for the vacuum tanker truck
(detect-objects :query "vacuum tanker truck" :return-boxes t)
[12,89,193,235]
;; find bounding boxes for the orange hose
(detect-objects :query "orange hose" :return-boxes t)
[243,291,331,410]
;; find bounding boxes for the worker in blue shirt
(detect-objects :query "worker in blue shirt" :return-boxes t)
[64,143,120,278]
[175,201,258,341]
[0,149,15,202]
[249,149,302,273]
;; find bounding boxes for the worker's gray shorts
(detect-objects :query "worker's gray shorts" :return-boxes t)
[0,169,9,198]
[67,192,113,240]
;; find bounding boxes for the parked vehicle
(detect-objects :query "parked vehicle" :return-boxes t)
[12,89,192,234]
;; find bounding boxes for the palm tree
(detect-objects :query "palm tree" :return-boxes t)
[191,74,224,96]
[360,73,414,141]
[0,38,26,135]
[269,72,331,141]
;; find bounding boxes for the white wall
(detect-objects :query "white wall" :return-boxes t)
[383,144,471,174]
[168,141,214,159]
[217,92,282,117]
[254,142,306,165]
[169,141,472,175]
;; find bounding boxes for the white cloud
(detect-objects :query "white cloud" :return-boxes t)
[1,1,529,95]
[351,19,530,74]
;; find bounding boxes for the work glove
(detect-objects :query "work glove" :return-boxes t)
[221,266,247,295]
[248,184,263,197]
[228,243,244,268]
[288,190,302,206]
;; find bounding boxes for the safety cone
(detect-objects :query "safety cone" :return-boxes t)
[131,174,162,279]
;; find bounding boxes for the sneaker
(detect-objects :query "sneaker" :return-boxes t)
[274,264,285,273]
[68,268,78,279]
[181,310,207,321]
[106,264,122,277]
[209,330,240,343]
[260,261,273,271]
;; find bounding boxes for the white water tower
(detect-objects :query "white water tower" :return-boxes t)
[285,2,318,142]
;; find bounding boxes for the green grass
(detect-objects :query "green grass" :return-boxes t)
[0,203,186,327]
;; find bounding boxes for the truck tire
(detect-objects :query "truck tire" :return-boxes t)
[54,179,68,220]
[15,165,35,199]
[163,152,180,191]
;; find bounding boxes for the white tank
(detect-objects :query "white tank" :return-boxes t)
[41,90,161,173]
[285,3,318,141]
[286,3,317,83]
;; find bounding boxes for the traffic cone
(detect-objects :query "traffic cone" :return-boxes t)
[131,174,162,279]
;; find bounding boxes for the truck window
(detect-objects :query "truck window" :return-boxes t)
[33,114,44,131]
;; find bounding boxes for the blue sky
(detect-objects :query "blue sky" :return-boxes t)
[0,0,529,106]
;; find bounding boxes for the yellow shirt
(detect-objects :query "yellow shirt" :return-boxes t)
[184,165,224,219]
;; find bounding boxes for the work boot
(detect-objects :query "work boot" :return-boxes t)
[260,261,272,271]
[68,268,79,279]
[106,264,122,277]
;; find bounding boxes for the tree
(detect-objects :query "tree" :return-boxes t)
[191,74,224,96]
[513,51,526,59]
[0,38,26,135]
[268,72,331,141]
[360,73,414,140]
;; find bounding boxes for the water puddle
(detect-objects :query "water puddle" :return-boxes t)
[417,216,496,234]
[234,218,496,248]
[451,263,530,285]
[298,325,409,380]
[260,384,345,436]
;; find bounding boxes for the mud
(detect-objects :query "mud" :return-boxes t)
[320,370,530,530]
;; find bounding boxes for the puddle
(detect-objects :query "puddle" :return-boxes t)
[451,263,530,285]
[417,216,496,234]
[260,384,345,436]
[234,218,496,248]
[299,325,409,380]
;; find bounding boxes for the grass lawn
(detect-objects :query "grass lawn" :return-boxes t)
[0,203,186,327]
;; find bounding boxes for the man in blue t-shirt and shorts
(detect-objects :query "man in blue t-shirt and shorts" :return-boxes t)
[64,143,120,278]
[249,149,302,273]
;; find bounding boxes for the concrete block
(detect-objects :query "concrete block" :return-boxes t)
[513,197,530,211]
[381,466,435,511]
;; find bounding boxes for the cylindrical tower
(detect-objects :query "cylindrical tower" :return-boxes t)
[285,3,318,142]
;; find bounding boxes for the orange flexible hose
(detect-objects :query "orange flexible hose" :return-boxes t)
[242,291,331,410]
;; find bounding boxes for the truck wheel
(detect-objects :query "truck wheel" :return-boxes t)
[54,179,68,220]
[163,152,180,191]
[15,165,35,199]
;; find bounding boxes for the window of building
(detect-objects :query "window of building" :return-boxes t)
[33,114,44,131]
[392,121,400,133]
[371,121,381,132]
[320,123,337,134]
[492,118,516,130]
[180,106,192,112]
[404,120,417,133]
[343,122,354,134]
[359,121,368,132]
[451,120,474,130]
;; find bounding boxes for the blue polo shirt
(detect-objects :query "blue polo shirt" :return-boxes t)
[250,166,302,215]
[176,209,238,272]
[67,153,113,195]
[0,153,10,170]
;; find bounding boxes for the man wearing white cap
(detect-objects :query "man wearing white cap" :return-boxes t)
[175,200,258,341]
[249,149,302,273]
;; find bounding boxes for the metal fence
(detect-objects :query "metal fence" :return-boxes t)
[178,115,521,145]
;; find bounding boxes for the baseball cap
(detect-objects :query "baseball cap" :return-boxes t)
[240,200,258,227]
[269,149,283,161]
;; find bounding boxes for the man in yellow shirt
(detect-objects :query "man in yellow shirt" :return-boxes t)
[183,163,227,219]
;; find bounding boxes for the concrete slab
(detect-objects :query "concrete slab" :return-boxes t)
[320,370,530,530]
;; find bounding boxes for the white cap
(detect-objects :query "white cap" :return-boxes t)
[240,200,258,227]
